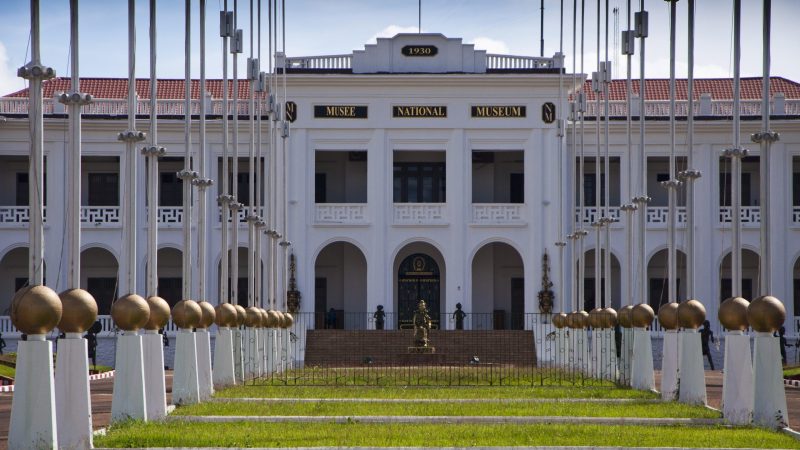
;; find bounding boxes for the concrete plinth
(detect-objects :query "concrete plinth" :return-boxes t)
[599,329,618,380]
[244,327,261,379]
[258,329,267,376]
[196,329,214,400]
[55,334,92,450]
[212,327,236,387]
[574,328,591,374]
[661,330,679,400]
[233,328,244,382]
[172,329,200,406]
[590,329,602,378]
[631,327,654,391]
[722,331,753,424]
[9,335,57,450]
[620,327,634,386]
[555,328,569,368]
[142,330,167,420]
[111,332,147,422]
[678,329,706,405]
[280,329,290,372]
[753,332,789,428]
[265,330,276,374]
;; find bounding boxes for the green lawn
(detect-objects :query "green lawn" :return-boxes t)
[783,366,800,378]
[0,364,14,378]
[176,399,719,419]
[216,384,658,400]
[94,421,797,448]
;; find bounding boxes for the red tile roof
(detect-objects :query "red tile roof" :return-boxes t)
[580,77,800,101]
[3,78,257,100]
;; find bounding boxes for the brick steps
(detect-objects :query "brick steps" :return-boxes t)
[305,330,537,367]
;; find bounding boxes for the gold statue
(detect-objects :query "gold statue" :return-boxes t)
[412,300,432,347]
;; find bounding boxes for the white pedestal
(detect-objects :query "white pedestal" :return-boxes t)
[599,328,618,380]
[111,332,148,422]
[280,329,290,372]
[722,331,753,424]
[265,330,276,374]
[172,329,200,406]
[9,335,57,450]
[661,330,679,400]
[678,329,707,405]
[555,328,569,368]
[244,327,261,379]
[631,327,655,391]
[233,328,244,382]
[574,328,591,374]
[620,327,634,386]
[258,328,267,376]
[590,328,602,378]
[142,330,167,420]
[55,334,92,450]
[196,329,214,400]
[753,332,789,428]
[213,327,236,387]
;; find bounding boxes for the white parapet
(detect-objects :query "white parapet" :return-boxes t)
[753,332,789,428]
[173,329,200,406]
[631,327,655,391]
[142,330,167,420]
[722,331,753,424]
[9,335,58,450]
[111,332,148,422]
[213,327,236,387]
[678,328,707,405]
[196,329,214,400]
[233,328,244,382]
[244,327,261,380]
[55,334,92,450]
[661,330,679,400]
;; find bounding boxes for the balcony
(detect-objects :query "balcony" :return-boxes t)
[218,206,265,224]
[0,206,45,226]
[314,204,368,226]
[719,206,760,225]
[80,206,120,226]
[393,203,447,226]
[575,207,620,225]
[471,204,525,226]
[645,207,687,226]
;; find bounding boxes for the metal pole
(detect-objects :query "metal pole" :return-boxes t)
[594,0,602,309]
[124,0,140,295]
[67,0,81,289]
[556,0,566,314]
[621,0,636,307]
[681,0,698,300]
[579,0,586,311]
[603,0,611,309]
[220,0,231,304]
[181,0,195,301]
[571,0,579,312]
[636,0,648,308]
[247,0,257,308]
[195,0,212,303]
[231,0,241,306]
[541,0,545,57]
[666,0,679,306]
[145,0,162,298]
[730,0,743,298]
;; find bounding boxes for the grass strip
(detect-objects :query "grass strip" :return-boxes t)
[94,421,797,448]
[783,366,800,378]
[216,384,658,400]
[0,364,15,379]
[175,399,719,419]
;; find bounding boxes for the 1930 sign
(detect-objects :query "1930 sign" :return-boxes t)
[401,45,438,57]
[393,105,447,118]
[471,105,526,118]
[314,105,368,119]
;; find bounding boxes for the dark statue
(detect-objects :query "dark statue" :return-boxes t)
[452,302,466,330]
[373,305,386,330]
[412,300,432,347]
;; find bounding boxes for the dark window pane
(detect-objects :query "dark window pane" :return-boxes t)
[315,173,327,203]
[87,277,118,315]
[160,173,183,206]
[88,173,119,206]
[510,173,524,203]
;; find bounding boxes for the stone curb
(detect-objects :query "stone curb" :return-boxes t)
[166,415,724,426]
[784,378,800,388]
[210,397,663,404]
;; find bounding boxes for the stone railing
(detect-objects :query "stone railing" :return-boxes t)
[486,54,558,69]
[645,206,687,225]
[285,54,352,70]
[574,206,620,224]
[393,203,447,226]
[156,207,183,224]
[314,203,368,225]
[218,206,265,223]
[471,204,525,225]
[0,206,45,224]
[718,206,761,225]
[80,206,120,225]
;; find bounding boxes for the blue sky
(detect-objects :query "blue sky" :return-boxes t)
[1,0,799,95]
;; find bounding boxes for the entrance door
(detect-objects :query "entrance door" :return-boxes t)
[398,254,440,328]
[510,277,525,330]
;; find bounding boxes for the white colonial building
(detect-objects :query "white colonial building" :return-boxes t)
[1,33,799,341]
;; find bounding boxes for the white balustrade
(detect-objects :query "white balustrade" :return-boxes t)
[156,207,183,224]
[471,204,524,225]
[217,206,265,223]
[574,206,620,224]
[718,206,761,224]
[486,54,556,69]
[393,203,447,225]
[0,206,32,224]
[315,204,368,225]
[645,206,687,225]
[285,54,352,69]
[80,206,120,224]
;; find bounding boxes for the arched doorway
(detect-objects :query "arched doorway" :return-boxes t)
[157,247,183,306]
[471,242,524,330]
[314,241,367,329]
[719,249,760,302]
[0,247,32,314]
[81,247,119,315]
[394,242,445,329]
[646,248,688,311]
[579,249,621,310]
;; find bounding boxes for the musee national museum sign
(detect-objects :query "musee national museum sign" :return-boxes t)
[314,105,369,119]
[471,105,526,118]
[392,105,447,118]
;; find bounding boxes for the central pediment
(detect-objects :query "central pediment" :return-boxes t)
[352,33,487,74]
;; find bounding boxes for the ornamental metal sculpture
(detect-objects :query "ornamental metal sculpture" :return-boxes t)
[538,251,554,314]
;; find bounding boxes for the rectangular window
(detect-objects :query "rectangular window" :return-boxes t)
[793,172,800,206]
[393,162,445,203]
[509,173,524,203]
[583,174,606,207]
[87,173,119,206]
[315,173,327,203]
[160,172,183,206]
[16,172,47,206]
[236,173,250,205]
[720,172,752,206]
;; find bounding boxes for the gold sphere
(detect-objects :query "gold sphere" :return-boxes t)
[748,295,786,333]
[284,313,294,328]
[244,307,262,327]
[631,303,655,328]
[274,310,286,328]
[677,299,706,329]
[719,297,750,331]
[111,294,150,331]
[11,285,63,335]
[266,309,281,328]
[214,303,239,327]
[57,288,98,333]
[603,308,618,328]
[553,312,568,329]
[234,304,247,326]
[574,310,589,328]
[618,305,634,328]
[172,299,202,329]
[144,296,171,330]
[657,302,679,330]
[588,308,604,329]
[197,301,216,329]
[259,308,269,327]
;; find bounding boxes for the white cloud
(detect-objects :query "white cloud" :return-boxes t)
[368,25,421,44]
[0,41,25,96]
[468,37,510,55]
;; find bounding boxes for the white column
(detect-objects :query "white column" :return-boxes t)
[111,332,147,421]
[722,331,753,424]
[9,336,57,450]
[753,332,789,428]
[172,328,200,405]
[631,327,655,391]
[661,329,679,400]
[213,327,236,387]
[196,329,214,399]
[55,334,92,450]
[678,328,706,405]
[142,330,167,420]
